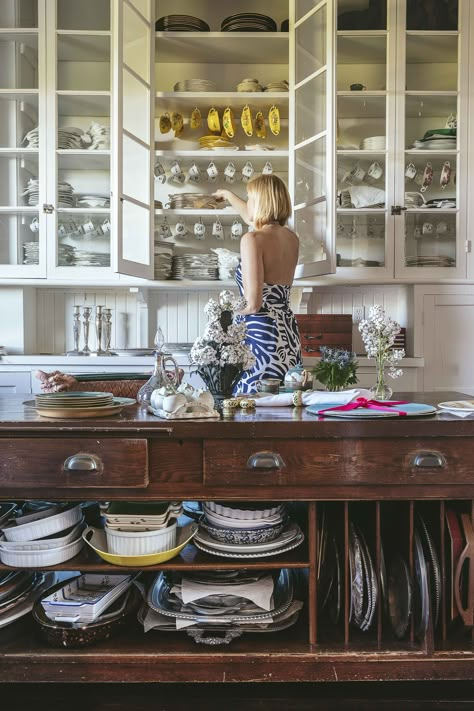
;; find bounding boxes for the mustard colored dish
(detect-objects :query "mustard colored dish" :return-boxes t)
[82,524,198,567]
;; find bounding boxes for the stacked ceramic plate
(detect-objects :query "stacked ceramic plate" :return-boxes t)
[171,255,184,279]
[58,243,77,266]
[196,502,304,558]
[199,135,237,150]
[103,501,182,556]
[22,178,40,206]
[76,194,110,209]
[236,78,263,92]
[167,193,222,209]
[181,253,219,280]
[154,238,173,280]
[349,521,378,632]
[221,13,277,32]
[0,503,84,567]
[57,181,75,208]
[73,251,110,267]
[0,570,55,629]
[31,391,136,419]
[173,79,216,92]
[142,568,303,642]
[23,241,40,265]
[58,126,83,149]
[360,136,386,150]
[22,126,39,148]
[264,80,289,92]
[156,15,210,32]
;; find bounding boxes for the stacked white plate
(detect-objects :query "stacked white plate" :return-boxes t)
[103,501,182,555]
[22,126,39,148]
[0,504,84,567]
[173,79,217,92]
[361,136,386,150]
[57,181,75,208]
[181,253,219,280]
[76,194,110,208]
[23,241,40,265]
[264,80,289,92]
[236,78,263,92]
[35,392,114,409]
[58,126,83,149]
[22,178,40,206]
[154,238,174,280]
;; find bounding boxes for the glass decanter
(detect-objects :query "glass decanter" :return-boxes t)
[136,328,180,405]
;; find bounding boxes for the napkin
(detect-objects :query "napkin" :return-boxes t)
[173,574,275,610]
[439,409,474,418]
[254,388,373,407]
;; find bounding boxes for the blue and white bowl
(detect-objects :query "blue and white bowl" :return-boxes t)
[199,518,285,545]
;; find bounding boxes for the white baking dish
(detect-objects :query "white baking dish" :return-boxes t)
[0,519,84,551]
[1,505,82,542]
[105,521,177,556]
[0,535,84,567]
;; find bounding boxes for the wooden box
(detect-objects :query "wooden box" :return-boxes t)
[295,314,353,356]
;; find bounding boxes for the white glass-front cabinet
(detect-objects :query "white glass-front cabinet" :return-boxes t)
[336,0,467,281]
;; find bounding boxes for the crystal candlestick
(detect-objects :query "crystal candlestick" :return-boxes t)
[81,306,92,355]
[66,305,82,355]
[94,305,106,355]
[103,308,114,355]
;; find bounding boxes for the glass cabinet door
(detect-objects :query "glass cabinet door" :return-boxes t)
[47,0,112,278]
[335,0,393,278]
[0,0,46,276]
[292,0,336,278]
[395,0,466,279]
[113,0,154,280]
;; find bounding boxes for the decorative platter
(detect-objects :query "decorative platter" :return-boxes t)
[25,398,136,419]
[438,400,474,413]
[307,402,437,418]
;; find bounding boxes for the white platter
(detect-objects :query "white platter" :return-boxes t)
[438,400,474,413]
[195,523,303,553]
[194,533,304,559]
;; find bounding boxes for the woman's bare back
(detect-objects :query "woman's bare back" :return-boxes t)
[253,224,299,285]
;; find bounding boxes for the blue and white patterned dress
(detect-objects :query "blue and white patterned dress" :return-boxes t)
[234,262,302,394]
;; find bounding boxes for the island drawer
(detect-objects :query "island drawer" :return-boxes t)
[0,438,148,489]
[203,438,473,487]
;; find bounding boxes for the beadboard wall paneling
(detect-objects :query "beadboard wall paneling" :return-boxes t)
[34,286,411,356]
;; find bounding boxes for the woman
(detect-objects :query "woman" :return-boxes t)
[214,174,302,394]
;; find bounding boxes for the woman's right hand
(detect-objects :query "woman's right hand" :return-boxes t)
[212,189,231,203]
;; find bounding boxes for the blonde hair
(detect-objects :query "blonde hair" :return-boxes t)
[246,174,292,229]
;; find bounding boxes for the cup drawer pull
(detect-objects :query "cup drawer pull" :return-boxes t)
[410,451,446,468]
[246,451,285,470]
[305,333,323,340]
[63,453,103,473]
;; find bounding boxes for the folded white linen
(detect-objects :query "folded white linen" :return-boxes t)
[173,574,275,610]
[439,409,474,418]
[254,388,373,407]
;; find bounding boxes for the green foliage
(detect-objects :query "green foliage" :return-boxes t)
[312,347,359,392]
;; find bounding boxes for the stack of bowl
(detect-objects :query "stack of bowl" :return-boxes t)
[200,501,287,545]
[0,504,84,567]
[103,501,182,555]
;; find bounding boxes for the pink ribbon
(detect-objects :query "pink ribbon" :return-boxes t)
[318,397,409,416]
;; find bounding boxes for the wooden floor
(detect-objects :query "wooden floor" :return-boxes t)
[1,682,473,710]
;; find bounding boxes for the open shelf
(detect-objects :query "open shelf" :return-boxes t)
[406,32,459,64]
[57,91,110,117]
[57,150,110,170]
[337,33,387,63]
[155,32,289,64]
[155,92,289,114]
[56,32,110,62]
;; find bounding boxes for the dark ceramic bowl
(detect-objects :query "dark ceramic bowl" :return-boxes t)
[32,579,141,648]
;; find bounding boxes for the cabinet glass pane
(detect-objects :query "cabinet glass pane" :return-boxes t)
[295,1,317,22]
[122,134,149,204]
[0,210,39,264]
[0,36,38,89]
[128,0,150,18]
[295,5,326,85]
[405,95,457,151]
[0,94,38,148]
[0,1,37,28]
[337,95,386,150]
[0,154,38,206]
[122,200,150,264]
[295,201,328,266]
[336,214,385,268]
[406,35,458,92]
[406,0,458,31]
[404,155,456,209]
[295,136,326,206]
[58,156,110,209]
[295,72,326,144]
[57,0,110,31]
[58,95,111,150]
[57,212,111,267]
[338,0,386,30]
[123,69,149,144]
[404,212,456,268]
[337,35,387,92]
[337,154,386,208]
[57,35,110,91]
[123,2,150,83]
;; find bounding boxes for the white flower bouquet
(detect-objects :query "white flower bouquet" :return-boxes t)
[358,305,405,399]
[190,291,256,400]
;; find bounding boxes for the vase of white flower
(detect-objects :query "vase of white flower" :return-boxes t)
[190,290,256,410]
[358,305,405,401]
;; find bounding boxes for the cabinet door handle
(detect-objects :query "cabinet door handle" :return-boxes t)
[305,333,323,340]
[63,453,103,473]
[246,451,285,470]
[410,451,446,468]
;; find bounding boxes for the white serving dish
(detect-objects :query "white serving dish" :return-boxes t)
[0,520,84,551]
[204,501,284,520]
[105,521,177,556]
[0,535,84,567]
[203,507,284,530]
[1,505,82,542]
[0,502,18,528]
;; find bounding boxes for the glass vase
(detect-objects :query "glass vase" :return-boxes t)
[370,358,393,400]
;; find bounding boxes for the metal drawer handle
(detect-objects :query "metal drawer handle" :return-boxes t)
[63,454,103,473]
[410,451,446,469]
[246,451,285,470]
[305,333,323,340]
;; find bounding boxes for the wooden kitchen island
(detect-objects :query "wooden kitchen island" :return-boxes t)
[0,393,473,684]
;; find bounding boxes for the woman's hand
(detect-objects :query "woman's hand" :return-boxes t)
[35,370,78,393]
[212,189,231,203]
